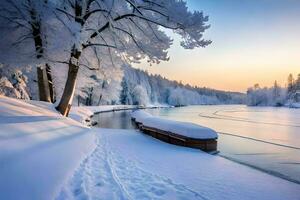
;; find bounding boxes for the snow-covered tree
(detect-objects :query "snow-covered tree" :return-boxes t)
[120,77,132,105]
[296,74,300,91]
[295,74,300,103]
[287,74,295,97]
[132,85,149,106]
[247,81,286,107]
[285,73,300,104]
[75,48,124,106]
[53,0,211,116]
[0,64,30,100]
[272,80,285,106]
[0,0,56,102]
[167,87,185,106]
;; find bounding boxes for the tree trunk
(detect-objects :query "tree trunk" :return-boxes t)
[56,63,79,116]
[37,66,51,102]
[97,94,103,106]
[46,63,56,103]
[56,46,81,116]
[29,4,55,103]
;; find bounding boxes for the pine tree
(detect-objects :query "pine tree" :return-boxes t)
[295,74,300,102]
[287,74,295,94]
[273,81,279,98]
[120,78,130,105]
[296,74,300,90]
[273,80,282,106]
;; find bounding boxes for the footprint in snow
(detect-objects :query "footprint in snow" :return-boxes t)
[56,134,208,200]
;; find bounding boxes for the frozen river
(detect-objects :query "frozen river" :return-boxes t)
[93,105,300,184]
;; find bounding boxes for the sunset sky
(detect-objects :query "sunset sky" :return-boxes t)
[134,0,300,92]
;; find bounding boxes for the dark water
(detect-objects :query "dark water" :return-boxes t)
[93,106,300,184]
[93,110,137,129]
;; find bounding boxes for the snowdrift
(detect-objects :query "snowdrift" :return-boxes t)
[0,96,96,200]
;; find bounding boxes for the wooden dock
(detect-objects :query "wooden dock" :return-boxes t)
[132,118,217,152]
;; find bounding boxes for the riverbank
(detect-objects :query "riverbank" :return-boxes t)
[69,104,172,126]
[1,96,300,200]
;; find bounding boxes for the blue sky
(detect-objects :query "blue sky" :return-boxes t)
[135,0,300,92]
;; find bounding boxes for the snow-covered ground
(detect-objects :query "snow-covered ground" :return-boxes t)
[57,129,300,200]
[1,96,300,200]
[0,96,96,200]
[289,102,300,108]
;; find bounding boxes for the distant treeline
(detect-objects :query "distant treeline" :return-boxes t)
[120,65,246,106]
[247,73,300,107]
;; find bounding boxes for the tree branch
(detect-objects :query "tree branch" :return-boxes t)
[83,9,109,21]
[82,42,117,49]
[88,13,180,41]
[55,8,75,19]
[79,63,99,71]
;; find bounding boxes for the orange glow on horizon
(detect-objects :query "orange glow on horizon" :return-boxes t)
[133,0,300,93]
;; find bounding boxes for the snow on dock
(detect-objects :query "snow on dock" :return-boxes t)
[131,110,218,151]
[131,110,152,123]
[142,116,218,139]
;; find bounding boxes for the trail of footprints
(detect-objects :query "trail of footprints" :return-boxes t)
[56,137,126,200]
[56,134,207,200]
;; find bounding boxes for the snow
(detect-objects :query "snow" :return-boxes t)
[69,105,137,125]
[0,95,96,200]
[143,117,218,139]
[70,105,170,125]
[68,106,95,125]
[131,110,152,123]
[289,102,300,108]
[132,110,218,139]
[1,96,300,200]
[84,105,138,114]
[57,129,300,200]
[0,77,20,98]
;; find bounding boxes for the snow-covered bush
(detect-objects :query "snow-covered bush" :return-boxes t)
[167,87,186,106]
[11,70,30,100]
[132,85,149,106]
[247,83,287,107]
[0,64,30,100]
[0,77,21,98]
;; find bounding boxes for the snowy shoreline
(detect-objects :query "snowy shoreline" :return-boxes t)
[1,96,300,200]
[69,104,172,126]
[87,107,300,184]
